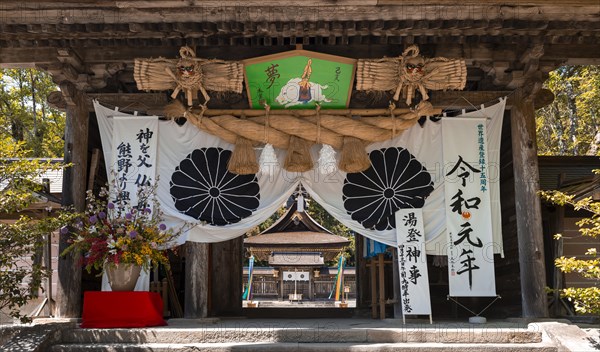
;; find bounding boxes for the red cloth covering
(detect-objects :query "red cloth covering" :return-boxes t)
[81,291,167,328]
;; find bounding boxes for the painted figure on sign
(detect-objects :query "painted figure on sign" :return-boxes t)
[275,58,332,108]
[298,59,312,103]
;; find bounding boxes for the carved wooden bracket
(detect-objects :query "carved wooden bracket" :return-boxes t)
[47,91,67,111]
[59,81,83,106]
[46,48,126,91]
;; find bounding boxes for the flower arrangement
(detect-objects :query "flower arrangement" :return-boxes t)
[61,180,180,274]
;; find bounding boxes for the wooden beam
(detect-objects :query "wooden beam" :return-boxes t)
[87,91,515,116]
[429,91,513,109]
[1,3,598,24]
[510,88,549,318]
[87,93,169,112]
[184,242,209,319]
[56,81,88,318]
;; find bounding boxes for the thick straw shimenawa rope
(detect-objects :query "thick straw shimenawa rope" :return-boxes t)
[356,44,467,106]
[164,100,438,173]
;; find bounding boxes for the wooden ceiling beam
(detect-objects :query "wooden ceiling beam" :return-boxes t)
[3,43,596,67]
[1,5,599,25]
[81,91,515,114]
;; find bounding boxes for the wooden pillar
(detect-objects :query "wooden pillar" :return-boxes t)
[184,242,209,318]
[355,234,370,309]
[56,82,88,318]
[308,269,313,300]
[279,268,284,301]
[552,173,566,317]
[370,257,377,319]
[510,88,549,318]
[378,253,385,319]
[209,237,242,316]
[391,247,403,319]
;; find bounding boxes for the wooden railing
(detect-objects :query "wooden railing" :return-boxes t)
[243,276,356,300]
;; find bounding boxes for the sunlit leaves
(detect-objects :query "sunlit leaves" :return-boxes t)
[540,181,600,314]
[0,68,65,157]
[0,140,72,322]
[536,65,600,156]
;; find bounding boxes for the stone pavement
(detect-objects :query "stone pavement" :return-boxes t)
[0,317,598,351]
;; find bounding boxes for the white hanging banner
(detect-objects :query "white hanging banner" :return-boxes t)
[102,116,158,292]
[395,209,431,315]
[110,116,159,212]
[443,117,496,297]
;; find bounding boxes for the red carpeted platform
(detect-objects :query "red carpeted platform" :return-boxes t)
[81,291,167,328]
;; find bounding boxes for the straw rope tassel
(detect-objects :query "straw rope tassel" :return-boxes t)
[339,112,371,174]
[284,135,314,173]
[317,104,337,175]
[227,109,259,175]
[259,104,279,176]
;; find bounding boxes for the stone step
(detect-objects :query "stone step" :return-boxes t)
[50,342,558,352]
[59,327,543,345]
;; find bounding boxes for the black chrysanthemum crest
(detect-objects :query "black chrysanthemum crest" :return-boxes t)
[170,148,260,226]
[343,148,434,231]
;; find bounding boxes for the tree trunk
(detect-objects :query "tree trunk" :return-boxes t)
[510,89,549,318]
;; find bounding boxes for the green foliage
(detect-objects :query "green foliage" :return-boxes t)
[536,65,600,156]
[245,205,286,238]
[0,68,65,157]
[540,183,600,315]
[0,139,72,323]
[244,205,286,266]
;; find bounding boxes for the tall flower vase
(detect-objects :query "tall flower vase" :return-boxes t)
[105,263,142,291]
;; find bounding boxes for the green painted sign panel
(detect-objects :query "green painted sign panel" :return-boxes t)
[243,50,356,109]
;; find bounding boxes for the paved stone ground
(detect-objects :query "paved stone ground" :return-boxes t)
[582,327,600,351]
[1,317,599,351]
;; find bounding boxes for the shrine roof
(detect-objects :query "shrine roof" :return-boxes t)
[245,231,350,247]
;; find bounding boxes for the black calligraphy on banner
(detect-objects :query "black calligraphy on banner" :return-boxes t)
[477,124,488,192]
[396,209,431,315]
[446,155,484,290]
[132,127,155,209]
[398,244,412,313]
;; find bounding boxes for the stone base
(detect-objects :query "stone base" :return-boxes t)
[166,318,220,325]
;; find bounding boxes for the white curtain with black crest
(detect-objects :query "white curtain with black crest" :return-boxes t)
[95,99,505,256]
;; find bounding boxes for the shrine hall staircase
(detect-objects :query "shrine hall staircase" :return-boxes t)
[40,319,565,351]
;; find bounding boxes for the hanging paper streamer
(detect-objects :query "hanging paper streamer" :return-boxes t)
[242,256,255,300]
[259,143,279,175]
[297,194,305,213]
[318,144,337,174]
